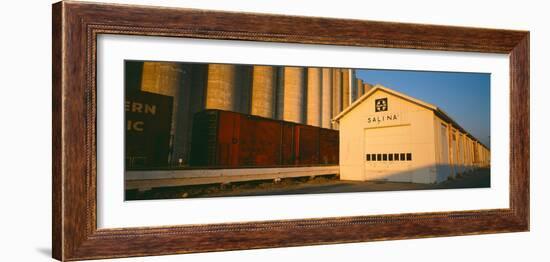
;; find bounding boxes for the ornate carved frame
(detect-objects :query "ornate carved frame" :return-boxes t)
[52,1,529,261]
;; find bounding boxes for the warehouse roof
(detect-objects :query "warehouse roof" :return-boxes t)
[332,84,489,149]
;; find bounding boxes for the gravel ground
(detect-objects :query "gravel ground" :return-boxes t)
[126,168,490,200]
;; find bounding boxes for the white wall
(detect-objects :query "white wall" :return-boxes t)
[0,0,547,261]
[339,89,437,183]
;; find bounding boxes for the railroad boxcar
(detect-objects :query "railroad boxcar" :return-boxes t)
[189,109,339,168]
[319,128,339,164]
[125,91,173,170]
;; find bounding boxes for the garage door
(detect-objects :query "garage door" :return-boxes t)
[363,125,413,182]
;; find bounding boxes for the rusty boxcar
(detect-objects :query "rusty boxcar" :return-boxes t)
[189,109,339,168]
[125,91,173,169]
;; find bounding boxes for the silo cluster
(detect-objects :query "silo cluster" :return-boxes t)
[131,62,367,167]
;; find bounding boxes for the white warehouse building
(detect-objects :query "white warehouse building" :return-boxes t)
[333,84,490,184]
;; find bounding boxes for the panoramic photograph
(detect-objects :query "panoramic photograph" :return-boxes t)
[124,61,491,200]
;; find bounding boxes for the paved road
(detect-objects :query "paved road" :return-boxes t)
[127,168,490,200]
[209,168,490,197]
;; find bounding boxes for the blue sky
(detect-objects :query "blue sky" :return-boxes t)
[356,69,490,147]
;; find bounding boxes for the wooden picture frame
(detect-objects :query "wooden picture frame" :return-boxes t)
[52,1,529,261]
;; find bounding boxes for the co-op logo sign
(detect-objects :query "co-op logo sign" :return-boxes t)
[375,98,388,112]
[365,97,406,127]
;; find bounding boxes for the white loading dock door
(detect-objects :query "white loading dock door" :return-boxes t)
[363,125,413,182]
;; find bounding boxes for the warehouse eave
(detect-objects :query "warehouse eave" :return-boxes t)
[331,84,490,150]
[332,84,437,122]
